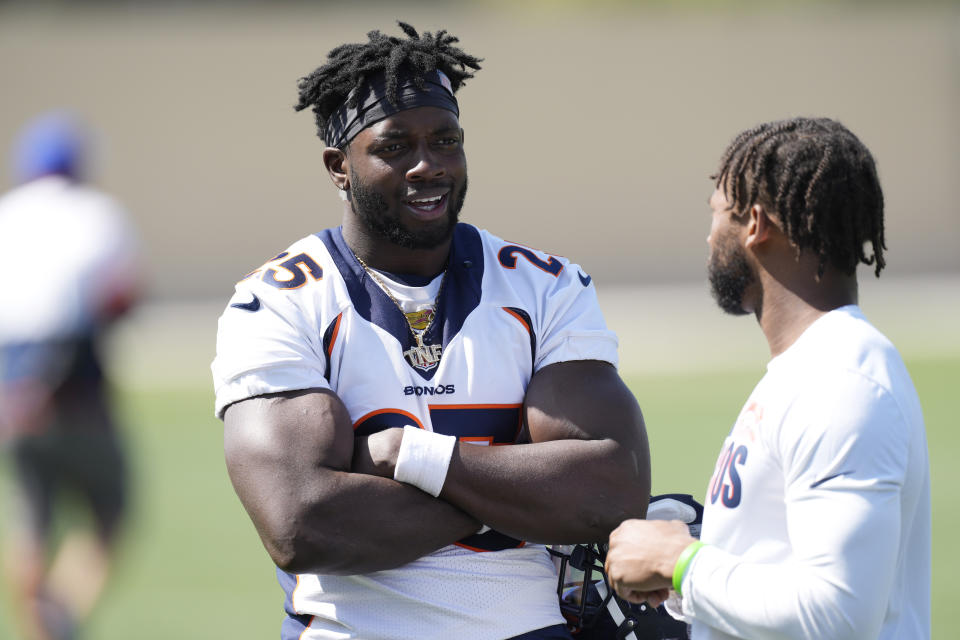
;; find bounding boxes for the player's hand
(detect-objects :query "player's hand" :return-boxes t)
[351,427,405,478]
[605,519,693,606]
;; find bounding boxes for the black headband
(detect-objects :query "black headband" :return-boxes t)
[324,69,459,149]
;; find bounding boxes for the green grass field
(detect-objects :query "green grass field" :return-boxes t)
[1,356,956,638]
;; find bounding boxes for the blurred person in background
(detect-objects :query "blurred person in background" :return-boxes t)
[0,111,140,640]
[603,117,930,640]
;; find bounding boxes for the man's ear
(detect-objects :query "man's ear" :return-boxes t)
[323,147,349,190]
[745,203,775,249]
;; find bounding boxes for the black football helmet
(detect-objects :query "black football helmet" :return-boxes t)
[548,494,704,640]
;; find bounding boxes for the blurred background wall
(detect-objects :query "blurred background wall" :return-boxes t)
[1,0,957,303]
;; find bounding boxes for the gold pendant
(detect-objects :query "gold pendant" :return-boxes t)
[405,308,434,331]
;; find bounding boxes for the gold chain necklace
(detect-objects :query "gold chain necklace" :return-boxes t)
[352,250,448,371]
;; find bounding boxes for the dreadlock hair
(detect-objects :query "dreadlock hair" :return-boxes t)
[713,117,886,278]
[294,21,482,146]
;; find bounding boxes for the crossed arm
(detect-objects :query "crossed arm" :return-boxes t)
[223,359,650,575]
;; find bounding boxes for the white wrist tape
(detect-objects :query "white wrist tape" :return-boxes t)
[393,426,456,497]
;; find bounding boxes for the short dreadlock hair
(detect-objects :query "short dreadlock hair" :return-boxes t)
[294,21,482,146]
[713,117,886,278]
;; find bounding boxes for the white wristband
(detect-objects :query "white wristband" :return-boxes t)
[393,426,457,497]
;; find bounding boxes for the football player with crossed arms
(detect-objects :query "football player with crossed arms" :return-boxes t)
[212,23,651,640]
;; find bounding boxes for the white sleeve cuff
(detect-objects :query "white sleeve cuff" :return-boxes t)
[213,366,329,418]
[536,330,619,370]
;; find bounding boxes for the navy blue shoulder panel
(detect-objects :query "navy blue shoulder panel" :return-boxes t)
[320,313,343,382]
[440,223,485,348]
[316,224,485,381]
[504,306,536,376]
[317,227,411,349]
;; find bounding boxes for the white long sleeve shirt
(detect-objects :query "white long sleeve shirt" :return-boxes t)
[682,306,930,640]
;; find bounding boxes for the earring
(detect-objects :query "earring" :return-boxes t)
[339,187,349,202]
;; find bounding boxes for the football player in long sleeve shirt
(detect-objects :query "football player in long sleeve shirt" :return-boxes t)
[604,117,930,640]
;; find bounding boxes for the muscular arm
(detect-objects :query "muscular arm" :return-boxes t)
[223,388,480,576]
[361,360,650,543]
[445,360,650,542]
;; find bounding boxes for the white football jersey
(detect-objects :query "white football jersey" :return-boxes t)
[212,223,618,640]
[682,306,930,640]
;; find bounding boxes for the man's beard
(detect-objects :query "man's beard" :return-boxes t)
[707,241,756,316]
[350,175,467,250]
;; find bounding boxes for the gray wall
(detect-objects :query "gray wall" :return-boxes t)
[2,3,957,300]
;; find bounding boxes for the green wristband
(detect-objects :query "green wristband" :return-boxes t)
[672,540,706,595]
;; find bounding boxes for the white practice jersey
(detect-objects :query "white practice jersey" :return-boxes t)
[681,306,930,640]
[0,175,137,343]
[212,223,618,640]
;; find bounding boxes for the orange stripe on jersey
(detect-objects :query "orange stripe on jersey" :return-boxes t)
[455,540,528,553]
[428,403,522,411]
[298,615,316,640]
[460,436,494,446]
[326,313,343,358]
[502,307,531,334]
[352,408,425,431]
[429,403,525,443]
